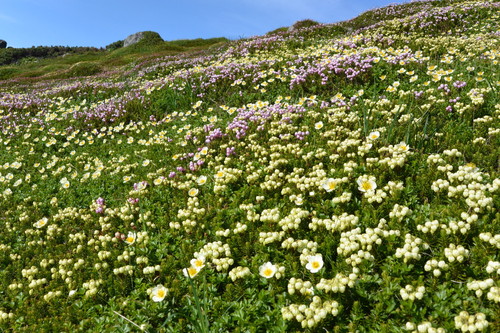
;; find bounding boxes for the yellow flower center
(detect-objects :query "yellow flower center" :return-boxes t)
[362,181,373,191]
[194,260,203,267]
[188,267,198,277]
[263,268,273,277]
[312,261,320,269]
[328,182,336,190]
[126,236,134,243]
[157,289,165,298]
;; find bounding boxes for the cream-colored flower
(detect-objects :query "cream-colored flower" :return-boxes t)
[322,178,338,192]
[124,232,136,245]
[357,176,377,193]
[190,256,206,270]
[183,266,201,278]
[34,217,48,228]
[368,131,380,140]
[60,177,70,189]
[305,254,324,273]
[196,175,207,185]
[188,188,199,197]
[151,285,168,302]
[259,262,277,279]
[215,170,225,179]
[396,142,410,152]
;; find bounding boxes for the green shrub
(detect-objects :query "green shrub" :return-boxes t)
[291,19,320,30]
[106,40,124,51]
[0,67,17,79]
[134,31,164,47]
[65,62,102,77]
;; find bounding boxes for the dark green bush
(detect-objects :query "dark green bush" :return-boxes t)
[291,19,320,30]
[106,40,124,51]
[134,31,164,47]
[0,46,101,66]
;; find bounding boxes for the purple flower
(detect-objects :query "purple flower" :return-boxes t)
[128,197,139,205]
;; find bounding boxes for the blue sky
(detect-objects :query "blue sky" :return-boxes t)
[1,0,404,48]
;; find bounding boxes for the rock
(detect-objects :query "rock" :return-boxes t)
[123,31,163,47]
[0,40,7,48]
[123,32,145,47]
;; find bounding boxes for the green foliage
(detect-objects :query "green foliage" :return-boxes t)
[291,19,320,30]
[0,67,17,80]
[106,40,124,51]
[132,31,164,47]
[266,27,288,36]
[64,62,103,78]
[0,0,499,332]
[0,46,101,66]
[167,37,228,48]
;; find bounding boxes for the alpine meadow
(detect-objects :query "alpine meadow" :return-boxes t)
[0,0,499,332]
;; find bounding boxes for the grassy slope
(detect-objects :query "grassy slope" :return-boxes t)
[0,0,499,332]
[0,37,228,81]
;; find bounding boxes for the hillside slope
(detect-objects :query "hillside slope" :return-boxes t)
[0,0,499,331]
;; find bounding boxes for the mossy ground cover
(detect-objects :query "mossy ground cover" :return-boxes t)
[0,0,499,331]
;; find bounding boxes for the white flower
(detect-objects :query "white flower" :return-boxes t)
[305,254,324,273]
[190,256,206,270]
[314,121,324,130]
[368,131,380,140]
[188,188,199,197]
[124,232,136,245]
[321,178,338,192]
[396,142,410,152]
[357,176,377,193]
[34,217,48,228]
[183,266,201,278]
[150,285,168,302]
[215,170,225,179]
[196,175,207,185]
[259,262,277,279]
[60,177,70,189]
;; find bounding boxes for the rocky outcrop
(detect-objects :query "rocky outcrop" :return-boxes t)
[123,31,163,47]
[0,40,7,48]
[124,32,145,47]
